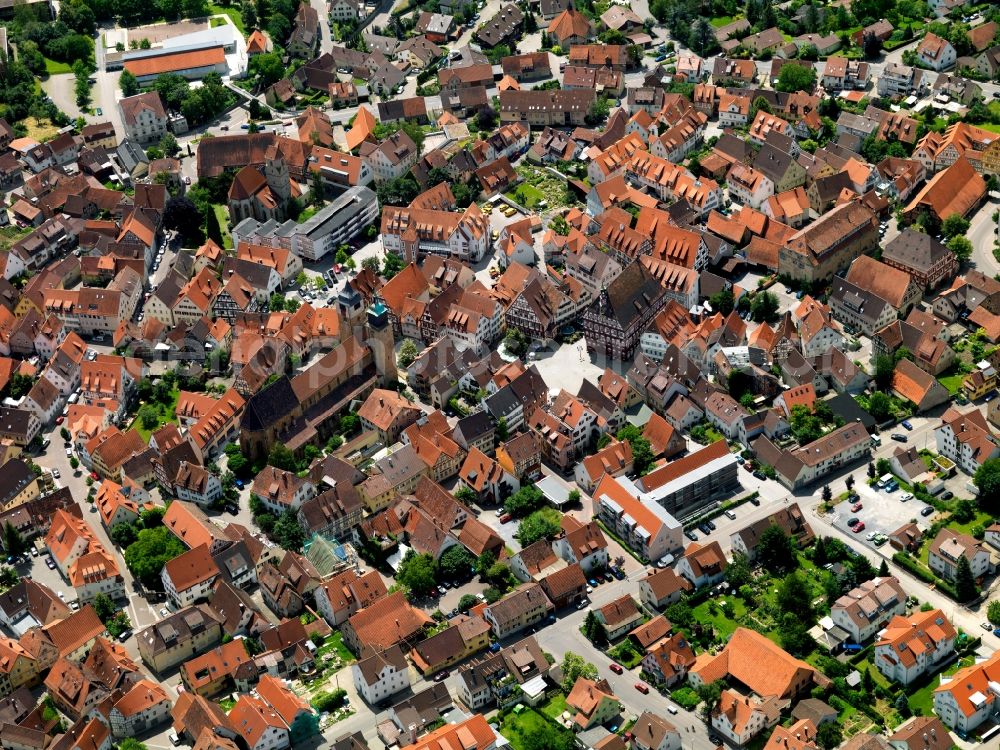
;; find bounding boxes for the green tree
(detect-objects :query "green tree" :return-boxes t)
[560,652,598,692]
[775,63,817,93]
[873,354,896,390]
[757,524,797,573]
[688,17,714,55]
[867,391,893,421]
[124,527,185,588]
[942,213,971,239]
[750,291,780,323]
[878,559,890,577]
[398,339,419,368]
[69,457,80,470]
[120,68,140,97]
[777,571,814,621]
[138,404,160,430]
[616,424,654,475]
[816,722,843,750]
[505,485,545,518]
[91,593,117,623]
[267,443,297,471]
[953,498,977,524]
[458,593,478,612]
[397,551,438,598]
[381,251,406,280]
[974,458,1000,509]
[947,235,973,262]
[2,523,24,555]
[778,612,815,656]
[988,600,1000,624]
[582,610,608,647]
[709,289,735,315]
[955,554,979,602]
[272,509,306,551]
[696,680,724,718]
[517,508,561,546]
[6,374,32,400]
[203,205,224,246]
[496,416,508,442]
[119,740,148,750]
[251,51,285,87]
[725,553,752,589]
[438,545,474,582]
[159,132,179,157]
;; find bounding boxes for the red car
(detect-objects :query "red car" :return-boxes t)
[609,663,623,674]
[499,513,512,524]
[634,682,649,694]
[851,502,863,512]
[852,521,865,533]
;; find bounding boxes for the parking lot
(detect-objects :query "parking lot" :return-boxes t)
[830,478,937,549]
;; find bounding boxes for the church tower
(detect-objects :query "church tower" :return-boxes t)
[366,302,398,387]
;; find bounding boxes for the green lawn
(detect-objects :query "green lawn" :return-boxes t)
[539,694,568,720]
[978,123,1000,134]
[709,14,740,27]
[507,183,546,209]
[209,3,246,34]
[907,656,971,715]
[133,388,180,442]
[938,374,965,394]
[44,57,72,75]
[500,708,574,750]
[948,510,993,537]
[213,203,233,248]
[608,639,644,669]
[692,597,749,639]
[316,630,355,663]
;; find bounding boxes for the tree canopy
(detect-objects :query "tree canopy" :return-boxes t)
[124,527,185,589]
[757,524,797,573]
[775,63,817,93]
[397,551,437,598]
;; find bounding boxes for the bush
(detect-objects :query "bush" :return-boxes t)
[311,689,347,712]
[670,686,701,710]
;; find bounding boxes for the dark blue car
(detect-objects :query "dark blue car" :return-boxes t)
[901,420,913,430]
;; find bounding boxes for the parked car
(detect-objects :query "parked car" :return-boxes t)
[982,622,993,631]
[901,420,913,430]
[921,506,935,517]
[749,496,760,506]
[433,670,449,681]
[499,513,512,524]
[65,447,73,457]
[724,509,737,520]
[705,520,717,531]
[752,470,767,480]
[852,521,865,533]
[117,629,132,643]
[685,529,698,541]
[900,492,913,502]
[610,663,623,674]
[634,682,650,694]
[851,502,863,512]
[891,433,908,442]
[941,491,954,501]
